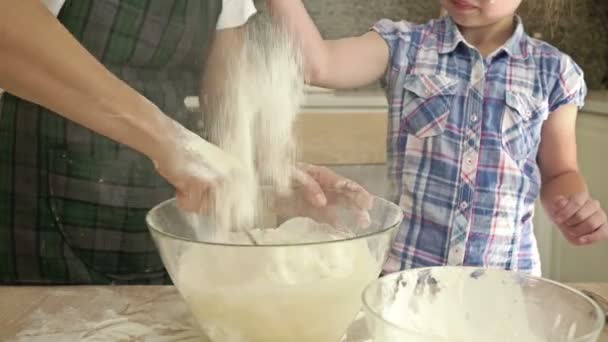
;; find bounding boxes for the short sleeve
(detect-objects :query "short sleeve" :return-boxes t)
[548,54,587,112]
[216,0,257,30]
[371,19,414,89]
[41,0,65,16]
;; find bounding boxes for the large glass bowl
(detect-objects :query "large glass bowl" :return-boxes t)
[146,195,403,342]
[362,267,605,342]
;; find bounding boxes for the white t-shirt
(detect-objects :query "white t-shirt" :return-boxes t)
[41,0,257,29]
[216,0,257,30]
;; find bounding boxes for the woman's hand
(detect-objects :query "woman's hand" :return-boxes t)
[153,122,242,212]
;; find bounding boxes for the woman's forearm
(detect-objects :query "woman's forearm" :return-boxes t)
[0,0,175,162]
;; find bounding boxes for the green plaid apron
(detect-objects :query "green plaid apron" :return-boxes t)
[0,0,222,284]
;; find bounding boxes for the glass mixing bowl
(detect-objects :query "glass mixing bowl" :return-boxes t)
[362,267,605,342]
[146,195,403,342]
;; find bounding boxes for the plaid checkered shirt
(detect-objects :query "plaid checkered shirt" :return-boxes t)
[373,15,586,276]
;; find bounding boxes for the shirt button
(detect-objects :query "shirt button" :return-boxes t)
[471,114,478,123]
[460,202,469,210]
[466,158,473,165]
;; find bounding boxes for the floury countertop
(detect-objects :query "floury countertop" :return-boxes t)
[1,284,606,341]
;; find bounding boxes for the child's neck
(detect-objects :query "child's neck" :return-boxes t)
[457,15,517,57]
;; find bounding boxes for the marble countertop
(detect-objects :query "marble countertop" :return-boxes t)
[1,283,606,341]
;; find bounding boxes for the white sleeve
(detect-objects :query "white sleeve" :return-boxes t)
[40,0,66,16]
[216,0,257,30]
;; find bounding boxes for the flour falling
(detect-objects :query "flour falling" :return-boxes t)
[202,13,304,235]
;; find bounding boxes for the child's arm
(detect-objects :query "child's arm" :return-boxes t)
[538,105,608,245]
[266,0,389,89]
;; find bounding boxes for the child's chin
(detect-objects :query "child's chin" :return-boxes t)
[450,14,493,28]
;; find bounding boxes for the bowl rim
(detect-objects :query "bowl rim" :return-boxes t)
[361,266,606,341]
[145,196,404,248]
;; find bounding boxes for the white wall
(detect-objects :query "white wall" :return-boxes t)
[541,110,608,282]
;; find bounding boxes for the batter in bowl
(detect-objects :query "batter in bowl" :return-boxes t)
[176,217,378,342]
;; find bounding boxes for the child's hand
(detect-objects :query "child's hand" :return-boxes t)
[273,164,374,228]
[295,164,373,211]
[550,193,608,245]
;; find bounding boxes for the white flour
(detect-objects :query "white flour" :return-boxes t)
[10,285,373,342]
[10,288,202,342]
[176,217,379,342]
[202,13,304,235]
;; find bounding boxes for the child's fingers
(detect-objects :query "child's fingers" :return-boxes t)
[552,195,568,211]
[356,209,372,228]
[553,193,589,224]
[567,210,607,238]
[334,179,374,210]
[558,225,581,245]
[564,199,601,227]
[292,168,327,207]
[302,164,373,210]
[307,205,340,228]
[302,164,337,189]
[577,224,608,245]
